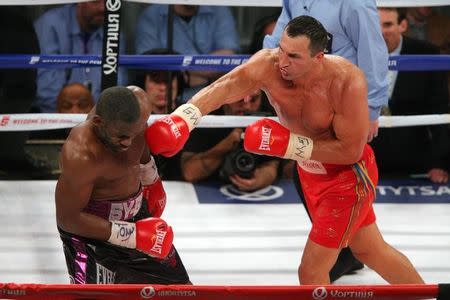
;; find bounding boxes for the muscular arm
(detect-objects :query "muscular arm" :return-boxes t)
[311,71,369,165]
[55,145,111,241]
[189,51,268,115]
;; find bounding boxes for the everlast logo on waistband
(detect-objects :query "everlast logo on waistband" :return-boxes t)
[259,126,271,151]
[103,0,122,75]
[163,118,181,139]
[151,229,167,254]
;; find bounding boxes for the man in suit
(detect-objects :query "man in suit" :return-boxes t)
[374,7,449,183]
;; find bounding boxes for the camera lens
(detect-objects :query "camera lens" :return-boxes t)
[219,142,257,180]
[235,151,256,175]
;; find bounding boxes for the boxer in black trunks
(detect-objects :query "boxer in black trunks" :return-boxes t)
[55,85,189,284]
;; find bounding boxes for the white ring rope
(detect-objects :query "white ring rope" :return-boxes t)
[1,0,449,6]
[1,113,449,132]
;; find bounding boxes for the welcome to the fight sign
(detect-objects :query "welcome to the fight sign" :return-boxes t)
[101,0,122,91]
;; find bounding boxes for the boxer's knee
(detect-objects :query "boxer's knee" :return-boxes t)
[349,224,387,261]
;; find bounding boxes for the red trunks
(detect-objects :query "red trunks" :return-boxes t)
[297,144,378,248]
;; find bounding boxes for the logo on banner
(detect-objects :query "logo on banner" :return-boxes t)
[182,56,193,66]
[312,287,328,300]
[106,0,121,11]
[0,289,26,297]
[103,0,121,76]
[0,116,10,126]
[140,287,196,298]
[29,56,40,64]
[140,286,156,299]
[219,184,283,201]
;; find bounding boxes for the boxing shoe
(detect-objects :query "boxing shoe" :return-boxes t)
[329,247,364,283]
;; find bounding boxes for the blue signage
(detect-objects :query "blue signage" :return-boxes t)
[193,179,450,204]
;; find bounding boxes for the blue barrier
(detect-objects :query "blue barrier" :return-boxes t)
[1,54,450,71]
[194,179,450,204]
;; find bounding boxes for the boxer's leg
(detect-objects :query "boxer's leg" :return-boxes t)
[349,223,424,284]
[292,166,363,283]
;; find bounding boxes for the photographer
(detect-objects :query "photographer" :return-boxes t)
[180,91,280,191]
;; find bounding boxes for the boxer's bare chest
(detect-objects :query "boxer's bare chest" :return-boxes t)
[92,138,145,201]
[265,79,335,139]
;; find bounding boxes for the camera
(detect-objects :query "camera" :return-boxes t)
[219,141,257,179]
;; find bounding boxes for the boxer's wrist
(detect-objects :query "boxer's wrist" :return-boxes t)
[284,133,313,161]
[108,221,136,249]
[140,155,159,186]
[173,103,202,131]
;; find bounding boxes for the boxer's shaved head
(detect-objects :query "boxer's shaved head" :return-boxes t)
[96,86,140,124]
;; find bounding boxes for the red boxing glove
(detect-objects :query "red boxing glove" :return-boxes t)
[146,103,202,157]
[135,218,173,259]
[108,218,173,260]
[244,118,313,161]
[141,156,166,217]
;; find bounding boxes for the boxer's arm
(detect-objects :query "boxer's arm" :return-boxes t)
[140,155,167,218]
[311,71,369,165]
[55,148,111,241]
[146,51,268,157]
[189,50,268,116]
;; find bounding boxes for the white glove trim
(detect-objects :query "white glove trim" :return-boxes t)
[108,221,136,249]
[173,103,202,131]
[284,133,313,161]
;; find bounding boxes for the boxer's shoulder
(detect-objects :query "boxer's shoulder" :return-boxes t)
[61,123,101,169]
[252,48,278,66]
[325,55,364,82]
[241,49,279,83]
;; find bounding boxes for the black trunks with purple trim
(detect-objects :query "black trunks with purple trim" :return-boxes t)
[58,188,189,284]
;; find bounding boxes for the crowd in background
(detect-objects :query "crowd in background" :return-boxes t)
[0,2,450,187]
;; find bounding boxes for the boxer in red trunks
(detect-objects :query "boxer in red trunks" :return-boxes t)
[145,16,424,285]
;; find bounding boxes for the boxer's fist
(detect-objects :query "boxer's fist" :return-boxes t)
[136,218,173,259]
[244,118,313,161]
[108,218,173,259]
[244,118,290,157]
[146,103,202,157]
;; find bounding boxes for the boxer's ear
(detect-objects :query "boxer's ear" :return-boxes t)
[92,115,103,126]
[314,51,324,61]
